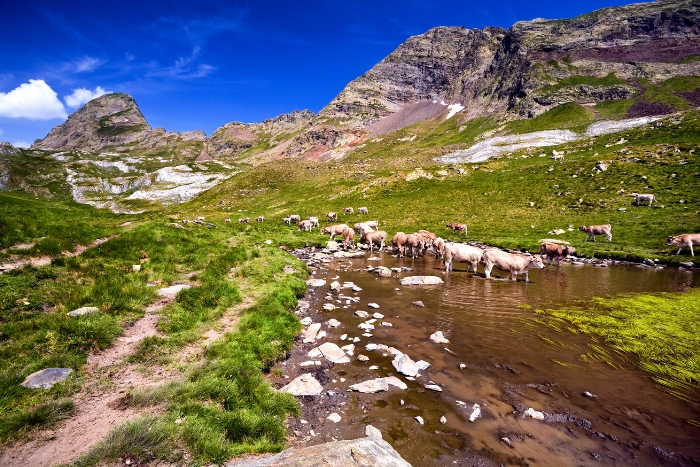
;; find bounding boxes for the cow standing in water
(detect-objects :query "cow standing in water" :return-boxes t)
[482,249,545,282]
[539,242,576,266]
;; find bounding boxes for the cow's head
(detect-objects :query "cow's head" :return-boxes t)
[563,246,576,255]
[321,227,330,235]
[666,236,678,246]
[578,225,587,232]
[530,254,545,269]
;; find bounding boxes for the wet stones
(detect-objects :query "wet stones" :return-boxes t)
[392,354,420,377]
[412,301,425,307]
[21,368,72,389]
[306,278,326,287]
[400,276,444,286]
[330,281,341,291]
[357,355,370,361]
[303,323,322,343]
[327,319,341,327]
[349,376,407,393]
[524,407,545,420]
[469,404,481,422]
[368,303,380,308]
[425,384,442,392]
[429,331,449,344]
[318,342,351,363]
[355,310,369,318]
[327,413,342,423]
[280,374,323,396]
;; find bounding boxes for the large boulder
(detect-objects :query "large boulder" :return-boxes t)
[21,368,72,389]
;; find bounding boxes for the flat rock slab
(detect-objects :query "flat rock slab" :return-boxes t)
[333,251,365,258]
[430,331,450,344]
[349,376,407,393]
[400,276,444,286]
[226,436,411,466]
[280,374,323,396]
[157,284,191,298]
[392,354,419,377]
[303,323,322,343]
[318,342,350,364]
[67,306,99,318]
[21,368,72,389]
[306,279,327,287]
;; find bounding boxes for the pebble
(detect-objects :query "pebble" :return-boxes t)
[369,365,379,370]
[362,333,373,337]
[412,301,425,307]
[440,416,447,424]
[524,407,545,420]
[469,404,481,422]
[300,360,322,367]
[366,344,378,351]
[357,355,369,361]
[583,391,598,398]
[316,330,327,340]
[353,337,361,343]
[381,322,393,327]
[300,317,312,326]
[307,348,323,358]
[327,319,341,327]
[429,331,449,344]
[355,310,369,318]
[340,334,347,340]
[327,413,342,423]
[425,384,442,392]
[459,363,467,369]
[373,313,384,319]
[414,416,424,425]
[368,303,380,308]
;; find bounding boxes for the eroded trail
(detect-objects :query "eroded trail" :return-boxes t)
[0,236,116,274]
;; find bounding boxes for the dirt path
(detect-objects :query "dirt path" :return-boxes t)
[0,287,178,467]
[0,236,116,273]
[0,277,255,467]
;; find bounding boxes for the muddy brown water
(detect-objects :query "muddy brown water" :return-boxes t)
[289,250,700,467]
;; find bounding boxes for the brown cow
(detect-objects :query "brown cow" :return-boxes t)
[341,228,355,248]
[360,230,387,252]
[432,237,445,259]
[392,232,408,257]
[308,216,319,227]
[539,242,576,266]
[289,215,301,224]
[298,219,313,231]
[667,233,700,256]
[256,216,264,223]
[354,222,375,235]
[579,224,612,242]
[223,218,231,223]
[321,224,351,241]
[405,234,426,257]
[482,249,545,282]
[343,207,354,214]
[444,243,483,273]
[326,212,338,221]
[238,217,250,223]
[446,223,468,235]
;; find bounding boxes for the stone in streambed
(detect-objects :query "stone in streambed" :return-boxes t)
[430,331,449,344]
[318,342,350,363]
[280,374,323,396]
[400,276,444,286]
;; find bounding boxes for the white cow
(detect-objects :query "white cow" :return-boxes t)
[667,233,700,256]
[482,249,545,282]
[444,243,483,273]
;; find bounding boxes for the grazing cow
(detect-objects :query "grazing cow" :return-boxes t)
[343,207,355,215]
[551,154,564,162]
[667,233,700,256]
[283,217,291,225]
[539,242,576,266]
[342,228,355,248]
[256,216,264,223]
[321,224,351,241]
[579,224,612,242]
[364,220,379,229]
[636,193,655,206]
[308,216,319,228]
[354,222,375,235]
[418,230,437,255]
[223,218,231,223]
[360,230,387,252]
[444,243,483,273]
[446,223,468,235]
[298,219,313,232]
[289,215,301,224]
[239,217,250,223]
[326,212,338,221]
[433,237,445,259]
[358,207,369,214]
[482,249,545,282]
[405,234,426,257]
[392,232,408,257]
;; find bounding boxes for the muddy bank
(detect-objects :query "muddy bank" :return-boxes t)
[268,247,700,467]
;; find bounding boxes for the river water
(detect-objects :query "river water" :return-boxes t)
[293,250,700,467]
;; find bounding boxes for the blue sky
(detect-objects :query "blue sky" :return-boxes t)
[0,0,634,147]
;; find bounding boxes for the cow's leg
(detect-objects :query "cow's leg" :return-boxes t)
[677,247,683,255]
[525,271,530,282]
[691,244,695,256]
[484,265,492,279]
[511,270,517,281]
[583,235,588,242]
[592,235,596,242]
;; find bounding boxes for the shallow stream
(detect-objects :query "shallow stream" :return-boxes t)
[290,250,700,466]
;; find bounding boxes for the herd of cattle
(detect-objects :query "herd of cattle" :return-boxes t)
[229,207,698,279]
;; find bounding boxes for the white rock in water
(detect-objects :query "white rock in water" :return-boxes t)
[357,355,369,361]
[341,344,355,355]
[376,267,392,277]
[369,365,379,370]
[368,303,380,308]
[388,347,402,356]
[358,323,375,331]
[459,363,467,369]
[300,360,321,367]
[583,391,598,398]
[300,317,312,326]
[365,425,383,439]
[352,286,363,292]
[440,416,447,424]
[362,333,373,337]
[323,303,337,311]
[307,348,323,358]
[414,416,424,425]
[381,376,408,390]
[366,343,378,351]
[425,384,442,392]
[306,279,326,287]
[381,322,393,327]
[330,281,341,291]
[524,407,545,420]
[327,413,342,423]
[353,337,361,343]
[392,353,420,377]
[415,360,431,371]
[429,331,450,344]
[316,330,327,340]
[303,323,321,343]
[400,276,444,286]
[340,334,348,340]
[280,374,323,396]
[469,404,481,422]
[349,379,389,393]
[373,313,384,319]
[355,310,369,318]
[67,306,99,318]
[318,342,350,363]
[327,319,341,327]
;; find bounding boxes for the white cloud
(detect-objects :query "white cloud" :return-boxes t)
[13,141,30,148]
[74,56,105,73]
[64,86,110,108]
[0,80,67,120]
